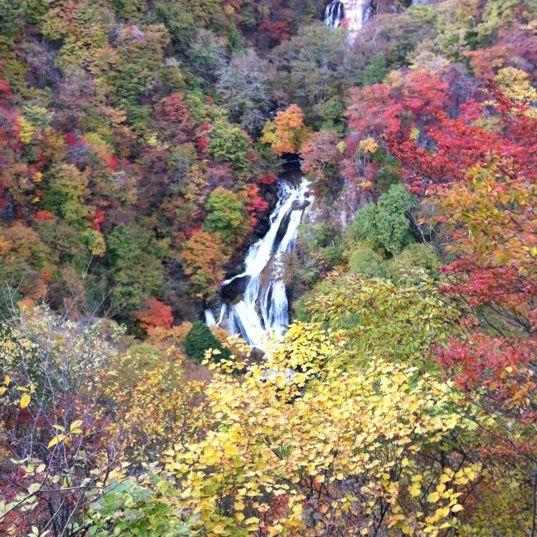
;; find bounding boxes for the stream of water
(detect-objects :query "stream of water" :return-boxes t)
[205,178,311,350]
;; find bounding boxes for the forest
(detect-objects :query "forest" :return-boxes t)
[0,0,536,534]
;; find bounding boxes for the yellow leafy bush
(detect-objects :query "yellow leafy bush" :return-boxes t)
[165,322,483,536]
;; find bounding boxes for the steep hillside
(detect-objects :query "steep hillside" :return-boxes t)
[1,0,537,535]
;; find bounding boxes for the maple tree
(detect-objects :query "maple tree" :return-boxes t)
[261,104,309,156]
[181,230,228,299]
[137,298,174,332]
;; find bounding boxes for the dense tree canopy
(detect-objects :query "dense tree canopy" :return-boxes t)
[1,0,537,534]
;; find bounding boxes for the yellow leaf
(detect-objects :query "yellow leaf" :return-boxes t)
[70,420,83,433]
[4,375,11,386]
[451,504,464,513]
[20,394,31,409]
[427,492,440,503]
[0,387,7,396]
[48,434,65,448]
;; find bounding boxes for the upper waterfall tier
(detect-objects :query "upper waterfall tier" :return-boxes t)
[207,178,311,351]
[324,0,372,33]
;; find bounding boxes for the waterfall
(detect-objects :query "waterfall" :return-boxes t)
[204,309,216,326]
[324,0,345,28]
[210,178,311,350]
[324,0,371,34]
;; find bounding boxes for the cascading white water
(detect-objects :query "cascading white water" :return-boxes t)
[208,179,311,350]
[324,0,345,27]
[324,0,371,33]
[204,309,216,326]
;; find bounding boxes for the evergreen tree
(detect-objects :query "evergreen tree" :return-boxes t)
[184,321,231,363]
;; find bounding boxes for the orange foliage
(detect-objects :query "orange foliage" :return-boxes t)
[181,230,228,298]
[260,104,308,156]
[137,298,174,332]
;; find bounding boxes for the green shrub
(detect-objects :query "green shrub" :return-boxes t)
[208,120,251,173]
[184,321,231,363]
[84,476,195,536]
[362,54,388,86]
[202,187,248,243]
[0,0,26,38]
[388,243,440,282]
[348,241,387,277]
[354,184,418,256]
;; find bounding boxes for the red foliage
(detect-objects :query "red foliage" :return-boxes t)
[154,92,194,144]
[107,154,119,171]
[90,208,105,231]
[259,20,290,44]
[258,174,277,185]
[299,130,340,191]
[35,210,56,221]
[438,334,537,446]
[466,25,537,82]
[196,136,209,154]
[137,298,174,331]
[245,184,269,226]
[0,66,11,99]
[389,97,537,194]
[64,132,78,145]
[345,70,449,145]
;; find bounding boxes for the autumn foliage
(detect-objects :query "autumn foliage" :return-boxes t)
[2,0,537,535]
[261,104,309,156]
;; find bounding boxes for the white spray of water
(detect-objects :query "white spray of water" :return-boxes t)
[324,0,372,34]
[207,179,311,350]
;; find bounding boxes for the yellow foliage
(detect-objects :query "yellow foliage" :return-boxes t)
[261,104,309,156]
[358,137,379,154]
[18,116,35,143]
[165,322,482,535]
[102,345,208,463]
[494,67,537,115]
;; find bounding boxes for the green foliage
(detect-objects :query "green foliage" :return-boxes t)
[0,224,55,314]
[311,95,346,133]
[271,23,362,114]
[354,184,418,255]
[298,272,461,366]
[208,120,251,173]
[151,1,196,49]
[373,151,401,192]
[0,0,26,38]
[106,225,166,318]
[85,477,195,537]
[106,25,170,128]
[112,0,146,19]
[43,164,92,228]
[217,48,272,135]
[184,320,231,363]
[359,6,439,69]
[389,242,440,282]
[186,29,227,84]
[362,54,388,86]
[347,241,386,277]
[202,187,247,243]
